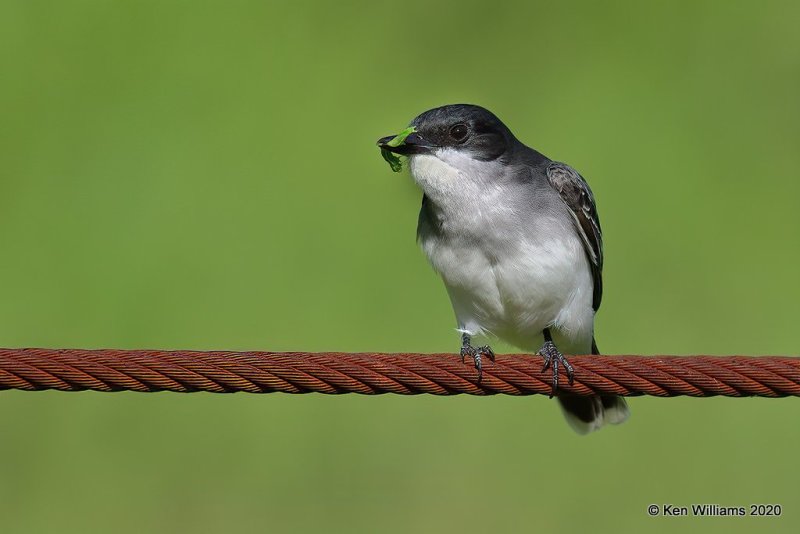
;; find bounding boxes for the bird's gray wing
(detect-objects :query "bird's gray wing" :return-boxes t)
[546,161,603,310]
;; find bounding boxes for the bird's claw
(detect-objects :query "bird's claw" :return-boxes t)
[459,345,474,365]
[538,340,574,397]
[460,338,495,382]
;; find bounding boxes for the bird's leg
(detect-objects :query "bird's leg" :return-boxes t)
[538,328,574,397]
[459,332,495,382]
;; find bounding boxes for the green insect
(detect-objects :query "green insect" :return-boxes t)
[379,126,417,172]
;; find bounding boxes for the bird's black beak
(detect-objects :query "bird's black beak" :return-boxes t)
[376,132,433,155]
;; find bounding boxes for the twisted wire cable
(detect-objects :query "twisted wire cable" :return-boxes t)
[1,348,799,397]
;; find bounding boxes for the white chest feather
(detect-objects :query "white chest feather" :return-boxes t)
[410,151,595,353]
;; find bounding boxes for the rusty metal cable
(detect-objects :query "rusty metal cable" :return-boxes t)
[1,348,799,397]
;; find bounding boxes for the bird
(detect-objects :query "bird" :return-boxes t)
[377,104,629,434]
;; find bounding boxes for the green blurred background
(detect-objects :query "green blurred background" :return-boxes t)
[1,1,798,532]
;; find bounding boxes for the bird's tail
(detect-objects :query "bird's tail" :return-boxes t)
[556,338,630,435]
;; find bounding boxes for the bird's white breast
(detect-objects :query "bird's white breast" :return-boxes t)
[410,151,595,354]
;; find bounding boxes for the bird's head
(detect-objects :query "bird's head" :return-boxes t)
[377,104,513,163]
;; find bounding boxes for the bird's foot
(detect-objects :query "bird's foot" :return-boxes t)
[538,340,574,397]
[460,335,495,382]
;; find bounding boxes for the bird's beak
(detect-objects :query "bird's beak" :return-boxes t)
[376,131,433,155]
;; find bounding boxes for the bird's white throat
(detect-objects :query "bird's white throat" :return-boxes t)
[408,148,514,223]
[408,149,500,200]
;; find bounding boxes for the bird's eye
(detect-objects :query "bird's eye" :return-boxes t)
[449,123,468,142]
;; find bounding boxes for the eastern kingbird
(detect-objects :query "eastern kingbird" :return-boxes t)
[377,104,629,434]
